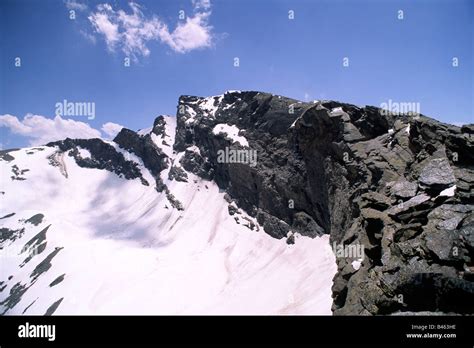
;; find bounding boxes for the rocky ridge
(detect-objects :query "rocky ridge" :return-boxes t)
[45,91,474,315]
[171,91,474,315]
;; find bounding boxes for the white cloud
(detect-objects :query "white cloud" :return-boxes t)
[101,122,124,138]
[192,0,211,11]
[0,114,31,134]
[64,0,88,11]
[0,114,110,146]
[89,9,120,49]
[162,12,213,53]
[87,1,215,59]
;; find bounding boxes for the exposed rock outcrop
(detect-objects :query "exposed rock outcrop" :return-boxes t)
[46,138,149,185]
[113,128,169,187]
[170,91,474,315]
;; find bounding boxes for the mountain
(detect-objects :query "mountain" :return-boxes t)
[1,91,473,315]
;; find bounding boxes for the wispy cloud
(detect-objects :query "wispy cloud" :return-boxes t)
[64,0,88,12]
[192,0,211,11]
[80,29,97,44]
[86,1,216,60]
[88,4,120,49]
[101,122,124,138]
[0,114,124,146]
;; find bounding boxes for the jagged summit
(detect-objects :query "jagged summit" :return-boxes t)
[123,90,474,315]
[1,90,473,315]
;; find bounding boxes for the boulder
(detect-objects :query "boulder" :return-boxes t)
[418,158,456,189]
[391,180,418,199]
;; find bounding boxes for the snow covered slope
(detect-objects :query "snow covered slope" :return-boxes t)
[0,114,337,315]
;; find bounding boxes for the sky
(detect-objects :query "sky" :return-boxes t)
[0,0,473,148]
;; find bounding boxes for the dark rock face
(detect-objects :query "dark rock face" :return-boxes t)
[113,128,168,179]
[174,92,329,239]
[180,150,213,180]
[0,149,18,162]
[170,91,474,315]
[152,115,167,137]
[391,180,418,199]
[113,127,173,191]
[292,211,325,237]
[46,138,148,185]
[418,158,456,190]
[168,165,188,182]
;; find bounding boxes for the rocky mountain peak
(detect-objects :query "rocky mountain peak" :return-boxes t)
[169,90,474,315]
[2,90,472,316]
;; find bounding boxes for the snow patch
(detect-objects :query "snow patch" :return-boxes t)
[77,147,91,159]
[212,124,249,147]
[186,145,201,155]
[222,103,234,111]
[200,95,223,118]
[351,259,363,271]
[290,115,302,128]
[439,185,456,197]
[329,107,344,116]
[137,127,152,136]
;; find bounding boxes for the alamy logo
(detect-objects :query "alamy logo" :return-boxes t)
[217,147,257,167]
[55,99,95,120]
[380,99,420,117]
[332,242,365,260]
[18,322,56,341]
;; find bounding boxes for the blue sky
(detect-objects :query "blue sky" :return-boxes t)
[0,0,473,148]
